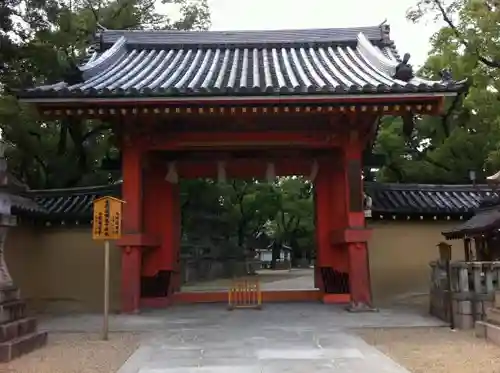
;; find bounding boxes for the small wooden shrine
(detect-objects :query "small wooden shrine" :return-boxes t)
[442,173,500,261]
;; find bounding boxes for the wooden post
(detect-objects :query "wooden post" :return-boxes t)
[464,238,471,262]
[344,142,374,311]
[120,146,143,313]
[437,242,453,329]
[92,196,124,340]
[103,240,110,341]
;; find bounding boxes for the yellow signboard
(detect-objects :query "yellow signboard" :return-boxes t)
[92,196,124,240]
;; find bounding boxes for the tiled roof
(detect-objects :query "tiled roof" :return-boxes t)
[10,195,47,216]
[442,206,500,239]
[365,183,494,216]
[30,184,120,221]
[20,182,493,222]
[98,26,390,48]
[0,171,47,216]
[18,25,466,99]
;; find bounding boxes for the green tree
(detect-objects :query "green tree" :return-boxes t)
[220,180,280,248]
[1,0,210,188]
[265,177,314,267]
[375,0,500,183]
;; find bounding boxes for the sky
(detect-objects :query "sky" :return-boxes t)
[204,0,442,68]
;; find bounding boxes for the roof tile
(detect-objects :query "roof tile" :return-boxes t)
[364,183,491,215]
[24,182,491,222]
[442,206,500,239]
[19,25,466,99]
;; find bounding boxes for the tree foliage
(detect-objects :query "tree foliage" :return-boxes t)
[179,178,315,263]
[375,0,500,183]
[0,0,210,188]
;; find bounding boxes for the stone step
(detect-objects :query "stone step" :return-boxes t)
[0,330,48,363]
[486,307,500,326]
[0,286,20,304]
[0,317,37,343]
[475,320,500,346]
[0,300,26,324]
[495,291,500,309]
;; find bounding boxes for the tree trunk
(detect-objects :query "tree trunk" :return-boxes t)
[271,242,280,269]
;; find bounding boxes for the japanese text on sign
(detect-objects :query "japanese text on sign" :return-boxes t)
[92,196,124,240]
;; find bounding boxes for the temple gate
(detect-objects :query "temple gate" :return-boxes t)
[18,25,466,313]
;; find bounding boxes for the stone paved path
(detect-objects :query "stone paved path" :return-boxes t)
[40,303,445,333]
[39,304,444,373]
[120,329,410,373]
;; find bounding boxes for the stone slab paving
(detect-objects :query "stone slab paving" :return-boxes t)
[117,319,410,373]
[39,304,445,372]
[39,303,445,333]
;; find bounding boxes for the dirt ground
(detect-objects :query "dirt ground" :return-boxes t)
[2,332,141,373]
[358,327,500,373]
[181,268,315,292]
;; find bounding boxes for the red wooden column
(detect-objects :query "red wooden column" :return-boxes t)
[142,165,181,300]
[119,144,143,314]
[315,154,350,303]
[142,165,169,277]
[168,182,181,294]
[330,134,375,311]
[313,168,329,292]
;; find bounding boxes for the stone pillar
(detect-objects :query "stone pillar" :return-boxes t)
[0,142,47,362]
[0,227,12,287]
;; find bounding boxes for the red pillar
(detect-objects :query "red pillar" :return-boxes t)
[168,183,181,294]
[142,167,168,277]
[313,171,329,292]
[121,246,141,313]
[119,145,143,314]
[142,169,180,296]
[347,241,372,310]
[315,155,349,302]
[340,139,374,311]
[139,160,181,302]
[151,179,181,294]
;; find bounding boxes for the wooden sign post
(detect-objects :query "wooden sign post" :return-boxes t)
[92,196,124,341]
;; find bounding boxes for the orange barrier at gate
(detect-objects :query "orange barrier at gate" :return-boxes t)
[228,277,262,310]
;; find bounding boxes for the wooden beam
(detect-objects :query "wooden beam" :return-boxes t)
[36,100,442,119]
[139,131,340,150]
[151,156,322,178]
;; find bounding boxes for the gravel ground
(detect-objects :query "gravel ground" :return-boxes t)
[357,327,500,373]
[2,332,141,373]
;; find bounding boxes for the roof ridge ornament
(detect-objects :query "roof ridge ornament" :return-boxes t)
[439,68,454,83]
[63,59,84,85]
[393,53,414,82]
[379,22,391,43]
